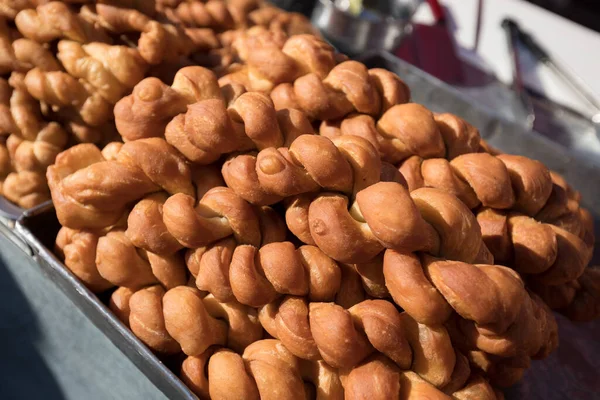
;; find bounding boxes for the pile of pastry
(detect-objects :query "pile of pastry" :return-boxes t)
[10,1,599,399]
[0,0,315,207]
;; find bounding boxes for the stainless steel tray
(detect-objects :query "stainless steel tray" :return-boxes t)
[15,203,196,400]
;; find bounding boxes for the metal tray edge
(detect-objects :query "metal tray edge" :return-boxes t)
[15,205,197,400]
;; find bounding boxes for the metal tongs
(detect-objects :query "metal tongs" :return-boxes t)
[502,18,600,138]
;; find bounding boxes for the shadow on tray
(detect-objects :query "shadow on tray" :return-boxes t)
[0,254,65,400]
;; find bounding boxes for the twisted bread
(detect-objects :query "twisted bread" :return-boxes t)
[53,107,119,144]
[269,60,410,121]
[24,68,113,127]
[162,286,263,355]
[56,227,115,293]
[3,169,49,208]
[162,0,241,31]
[9,122,68,172]
[467,351,531,388]
[253,8,318,37]
[6,73,42,140]
[11,38,62,72]
[0,0,34,20]
[15,2,110,44]
[128,285,181,355]
[126,165,228,256]
[0,19,20,75]
[114,66,232,141]
[222,134,380,206]
[181,339,344,400]
[292,182,558,358]
[4,77,69,170]
[162,186,262,249]
[0,142,11,194]
[98,0,157,16]
[166,92,311,165]
[57,40,147,104]
[531,267,600,322]
[321,111,478,164]
[96,229,187,290]
[261,297,463,383]
[342,357,499,400]
[47,138,194,230]
[94,4,193,65]
[220,33,337,93]
[400,152,593,286]
[187,238,367,308]
[0,78,15,135]
[109,286,135,327]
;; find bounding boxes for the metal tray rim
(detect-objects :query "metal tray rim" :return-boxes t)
[15,203,197,400]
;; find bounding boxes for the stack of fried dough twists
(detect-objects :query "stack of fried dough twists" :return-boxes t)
[5,0,598,399]
[0,0,315,207]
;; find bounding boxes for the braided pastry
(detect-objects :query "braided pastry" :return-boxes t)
[114,66,231,141]
[321,110,478,164]
[398,147,594,287]
[222,134,380,206]
[57,40,147,104]
[96,229,188,290]
[11,38,62,72]
[55,227,115,293]
[185,209,368,308]
[0,18,19,75]
[531,267,600,322]
[162,0,240,31]
[47,138,194,230]
[163,286,263,355]
[162,186,262,250]
[3,169,49,208]
[292,182,558,358]
[24,68,113,127]
[0,141,11,198]
[166,91,311,165]
[15,2,111,44]
[6,73,42,140]
[94,3,194,65]
[181,339,344,400]
[260,298,460,378]
[9,122,68,172]
[0,0,34,20]
[343,356,500,400]
[220,33,337,93]
[269,60,410,121]
[0,78,15,135]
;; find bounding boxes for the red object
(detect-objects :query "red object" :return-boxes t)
[427,0,445,22]
[395,0,464,84]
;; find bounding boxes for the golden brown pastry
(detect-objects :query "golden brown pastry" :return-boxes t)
[93,3,193,65]
[166,91,310,165]
[222,134,379,205]
[55,227,114,293]
[321,109,475,165]
[220,31,337,93]
[181,339,344,400]
[269,60,410,120]
[15,2,111,44]
[114,66,226,141]
[57,40,147,104]
[47,138,194,230]
[24,68,113,127]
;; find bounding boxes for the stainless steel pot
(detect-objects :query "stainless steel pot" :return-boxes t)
[311,0,421,56]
